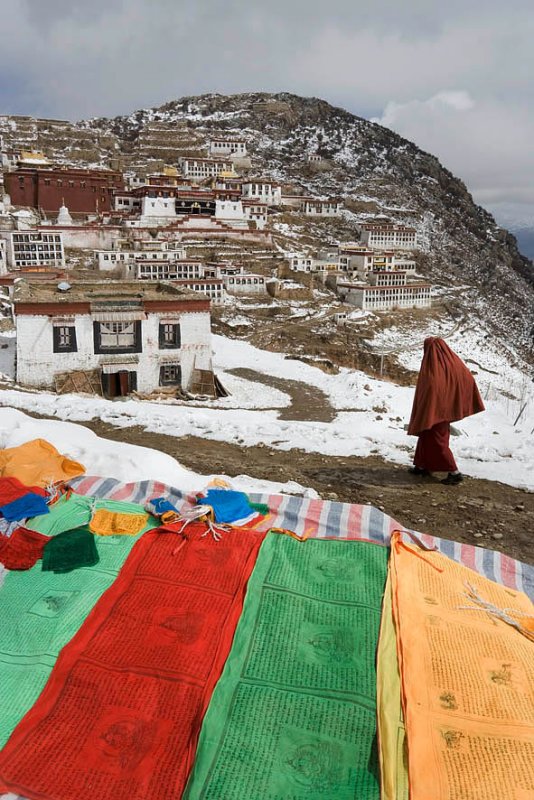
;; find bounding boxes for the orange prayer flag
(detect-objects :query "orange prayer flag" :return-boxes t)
[0,439,85,488]
[390,532,534,799]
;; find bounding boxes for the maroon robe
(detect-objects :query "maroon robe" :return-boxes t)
[409,338,485,473]
[413,421,458,472]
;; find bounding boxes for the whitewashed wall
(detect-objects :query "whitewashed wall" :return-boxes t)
[57,226,121,250]
[141,196,177,218]
[16,310,212,392]
[215,200,246,222]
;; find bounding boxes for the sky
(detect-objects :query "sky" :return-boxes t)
[1,0,534,233]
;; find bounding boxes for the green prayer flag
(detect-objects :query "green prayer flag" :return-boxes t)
[0,499,159,748]
[184,534,388,799]
[42,527,99,573]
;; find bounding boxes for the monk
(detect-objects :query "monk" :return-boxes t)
[408,337,485,485]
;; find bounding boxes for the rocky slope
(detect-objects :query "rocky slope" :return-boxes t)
[92,92,534,362]
[2,92,533,361]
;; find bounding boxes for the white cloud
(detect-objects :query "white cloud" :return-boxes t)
[373,91,475,128]
[371,90,534,219]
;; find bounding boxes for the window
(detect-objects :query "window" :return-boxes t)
[159,323,181,349]
[159,363,182,386]
[53,325,77,353]
[94,321,141,354]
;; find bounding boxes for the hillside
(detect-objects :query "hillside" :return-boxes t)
[89,92,534,362]
[512,228,534,261]
[1,92,534,363]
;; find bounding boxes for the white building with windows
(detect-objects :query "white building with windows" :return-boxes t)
[281,195,341,216]
[133,260,204,281]
[337,271,431,311]
[242,200,268,230]
[5,230,65,269]
[338,245,417,276]
[172,278,225,304]
[241,180,282,207]
[224,273,268,295]
[300,198,342,217]
[358,224,418,250]
[339,247,394,275]
[204,262,244,278]
[290,252,339,275]
[180,158,233,182]
[113,191,142,213]
[290,254,314,272]
[391,255,417,273]
[14,280,212,395]
[95,241,186,271]
[209,138,247,157]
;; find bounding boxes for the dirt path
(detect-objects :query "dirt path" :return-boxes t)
[72,417,533,566]
[227,367,336,422]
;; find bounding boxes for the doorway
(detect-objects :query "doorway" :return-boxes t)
[101,370,137,398]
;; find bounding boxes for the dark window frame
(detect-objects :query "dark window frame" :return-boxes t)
[159,363,182,386]
[93,320,142,354]
[158,322,181,349]
[53,325,77,353]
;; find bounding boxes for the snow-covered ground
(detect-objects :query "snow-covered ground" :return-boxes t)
[0,334,532,491]
[0,407,315,497]
[367,322,534,428]
[189,370,291,410]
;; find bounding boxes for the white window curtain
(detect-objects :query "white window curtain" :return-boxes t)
[100,322,135,349]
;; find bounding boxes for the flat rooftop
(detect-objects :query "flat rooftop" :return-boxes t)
[13,279,201,304]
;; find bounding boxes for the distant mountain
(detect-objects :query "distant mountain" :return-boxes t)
[1,91,533,359]
[510,228,534,262]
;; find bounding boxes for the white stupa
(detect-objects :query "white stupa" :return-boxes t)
[57,200,73,226]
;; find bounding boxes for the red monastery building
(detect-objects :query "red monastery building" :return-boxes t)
[5,167,124,215]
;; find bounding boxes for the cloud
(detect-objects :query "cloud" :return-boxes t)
[0,0,533,227]
[371,90,534,217]
[373,91,475,129]
[381,90,475,121]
